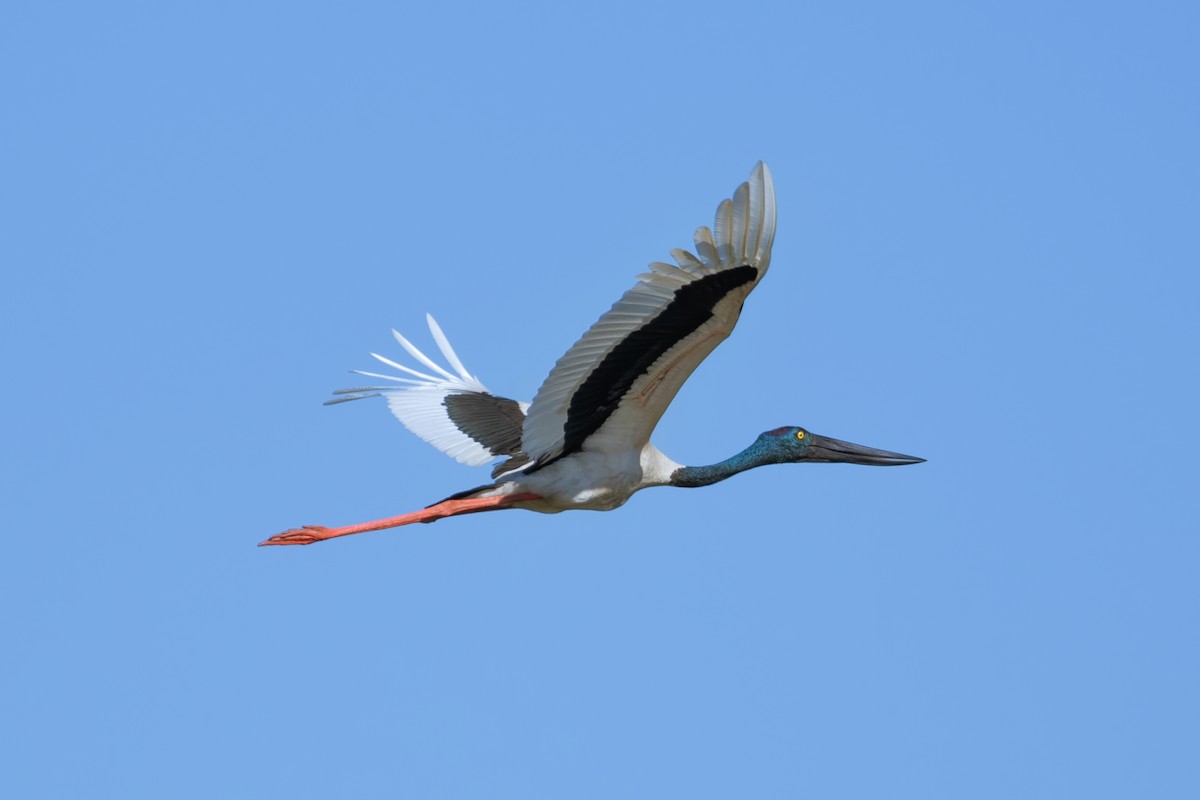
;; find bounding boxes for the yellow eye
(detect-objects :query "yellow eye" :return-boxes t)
[796,430,806,440]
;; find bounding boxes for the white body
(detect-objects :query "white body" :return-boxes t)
[483,444,684,512]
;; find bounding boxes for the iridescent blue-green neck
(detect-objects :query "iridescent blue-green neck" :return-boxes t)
[670,434,788,488]
[667,425,924,487]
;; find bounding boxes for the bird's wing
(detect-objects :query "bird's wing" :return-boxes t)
[521,162,777,468]
[329,314,531,473]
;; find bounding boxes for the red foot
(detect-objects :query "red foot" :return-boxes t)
[258,525,336,546]
[259,492,542,547]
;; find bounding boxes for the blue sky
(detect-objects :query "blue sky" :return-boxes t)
[3,2,1197,797]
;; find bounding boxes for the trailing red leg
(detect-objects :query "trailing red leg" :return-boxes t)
[259,492,542,547]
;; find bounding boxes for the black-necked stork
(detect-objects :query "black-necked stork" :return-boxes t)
[261,163,922,546]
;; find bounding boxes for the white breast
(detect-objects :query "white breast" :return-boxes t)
[503,444,683,512]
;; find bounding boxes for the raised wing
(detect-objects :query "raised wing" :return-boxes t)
[521,162,777,468]
[329,314,531,474]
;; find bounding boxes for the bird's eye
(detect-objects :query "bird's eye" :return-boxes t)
[796,430,806,440]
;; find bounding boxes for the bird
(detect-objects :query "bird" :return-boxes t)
[260,162,923,547]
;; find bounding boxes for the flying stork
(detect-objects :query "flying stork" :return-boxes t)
[261,162,923,547]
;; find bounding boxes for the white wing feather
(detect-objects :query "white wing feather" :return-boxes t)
[521,162,777,463]
[330,314,529,468]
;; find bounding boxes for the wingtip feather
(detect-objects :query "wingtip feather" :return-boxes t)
[425,314,475,382]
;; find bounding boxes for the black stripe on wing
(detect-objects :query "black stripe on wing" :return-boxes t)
[442,393,529,476]
[544,264,758,468]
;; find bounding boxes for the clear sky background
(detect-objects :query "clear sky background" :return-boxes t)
[3,2,1197,797]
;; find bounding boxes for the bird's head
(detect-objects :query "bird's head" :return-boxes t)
[754,426,925,466]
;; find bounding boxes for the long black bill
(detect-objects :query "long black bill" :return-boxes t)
[806,433,925,466]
